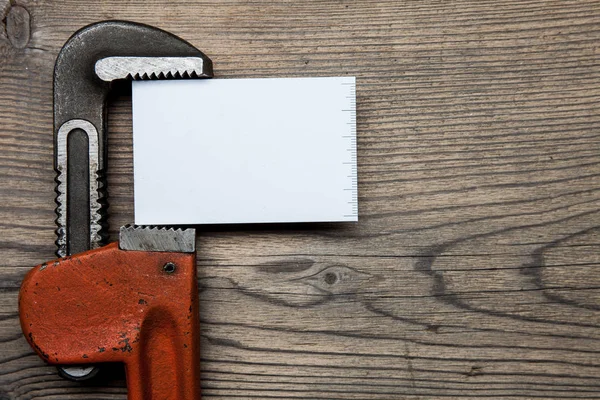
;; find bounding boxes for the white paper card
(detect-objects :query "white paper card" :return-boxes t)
[132,76,357,225]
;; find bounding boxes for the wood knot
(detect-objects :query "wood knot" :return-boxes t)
[323,271,338,285]
[5,5,30,49]
[298,265,372,294]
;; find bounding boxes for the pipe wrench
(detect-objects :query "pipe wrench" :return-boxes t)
[18,21,212,399]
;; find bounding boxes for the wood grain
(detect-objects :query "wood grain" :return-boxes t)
[1,0,599,398]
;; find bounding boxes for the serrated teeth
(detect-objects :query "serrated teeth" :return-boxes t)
[119,224,196,253]
[121,224,193,233]
[126,69,202,80]
[55,119,107,258]
[95,56,209,82]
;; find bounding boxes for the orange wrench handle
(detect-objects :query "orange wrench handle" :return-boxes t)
[126,282,202,400]
[19,243,201,400]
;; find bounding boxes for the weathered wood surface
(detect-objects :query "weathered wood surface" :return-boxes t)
[1,0,599,398]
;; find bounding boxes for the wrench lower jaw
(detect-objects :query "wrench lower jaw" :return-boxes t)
[19,243,201,400]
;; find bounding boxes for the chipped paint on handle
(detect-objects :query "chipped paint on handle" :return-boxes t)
[19,242,201,400]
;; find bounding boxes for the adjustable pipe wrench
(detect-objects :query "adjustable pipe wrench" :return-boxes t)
[18,21,212,399]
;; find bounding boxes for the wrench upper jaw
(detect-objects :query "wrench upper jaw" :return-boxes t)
[95,56,211,82]
[54,20,213,129]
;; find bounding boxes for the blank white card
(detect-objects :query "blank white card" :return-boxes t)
[132,77,357,225]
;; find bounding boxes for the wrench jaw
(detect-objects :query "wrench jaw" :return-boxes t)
[53,20,213,258]
[95,56,210,81]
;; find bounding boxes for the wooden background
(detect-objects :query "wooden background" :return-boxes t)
[1,0,599,398]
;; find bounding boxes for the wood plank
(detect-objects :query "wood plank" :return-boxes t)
[0,0,599,398]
